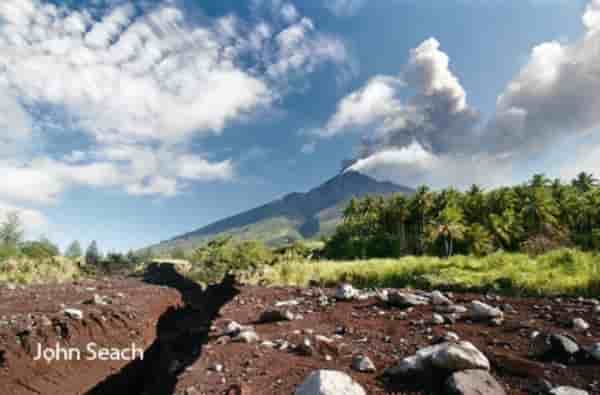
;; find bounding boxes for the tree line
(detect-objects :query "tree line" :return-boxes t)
[0,212,147,267]
[324,172,600,259]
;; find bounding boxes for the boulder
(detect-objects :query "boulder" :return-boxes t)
[470,301,503,320]
[530,333,579,361]
[445,369,506,395]
[549,387,589,395]
[432,313,446,325]
[431,341,490,372]
[431,290,453,305]
[388,291,430,307]
[295,370,366,395]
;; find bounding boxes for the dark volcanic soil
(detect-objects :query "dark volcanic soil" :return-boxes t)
[1,271,599,395]
[0,276,182,394]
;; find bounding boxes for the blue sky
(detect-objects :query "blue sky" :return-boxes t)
[1,0,599,252]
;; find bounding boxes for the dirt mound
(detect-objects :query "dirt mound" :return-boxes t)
[1,272,599,394]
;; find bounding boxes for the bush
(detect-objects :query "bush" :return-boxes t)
[189,237,275,283]
[21,239,60,259]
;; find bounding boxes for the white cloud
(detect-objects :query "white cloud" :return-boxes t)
[0,0,348,207]
[324,0,367,16]
[324,1,600,188]
[0,201,48,236]
[488,6,600,153]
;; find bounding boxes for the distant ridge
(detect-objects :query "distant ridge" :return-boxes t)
[148,171,414,252]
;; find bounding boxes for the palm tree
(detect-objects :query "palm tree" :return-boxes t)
[428,205,466,257]
[530,173,551,188]
[572,172,598,193]
[522,188,559,234]
[410,186,433,254]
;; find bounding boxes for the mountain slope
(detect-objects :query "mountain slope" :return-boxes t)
[149,171,414,252]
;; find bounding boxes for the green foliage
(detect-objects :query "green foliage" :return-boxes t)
[85,240,101,266]
[21,238,60,259]
[325,173,600,259]
[189,237,274,283]
[65,240,83,258]
[249,249,600,297]
[170,247,187,260]
[0,211,24,248]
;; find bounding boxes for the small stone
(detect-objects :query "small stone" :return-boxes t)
[470,301,503,321]
[234,330,260,344]
[63,308,83,320]
[335,284,358,300]
[432,313,446,325]
[351,355,376,372]
[224,321,243,336]
[210,363,224,373]
[259,309,295,323]
[572,318,590,332]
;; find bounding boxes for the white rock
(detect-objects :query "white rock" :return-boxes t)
[234,330,260,343]
[446,369,507,395]
[432,313,445,325]
[295,370,366,395]
[351,355,376,372]
[63,308,83,320]
[431,341,490,372]
[470,301,503,320]
[431,290,452,305]
[549,386,589,395]
[275,299,300,307]
[388,291,430,307]
[335,284,358,301]
[224,321,242,336]
[572,318,590,332]
[444,332,460,342]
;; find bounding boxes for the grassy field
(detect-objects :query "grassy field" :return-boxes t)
[0,257,83,284]
[247,248,600,297]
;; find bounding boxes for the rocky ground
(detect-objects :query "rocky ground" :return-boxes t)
[0,266,599,395]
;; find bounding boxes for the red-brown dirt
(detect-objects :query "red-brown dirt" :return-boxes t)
[1,269,599,395]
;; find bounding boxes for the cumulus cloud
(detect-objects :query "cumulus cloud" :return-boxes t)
[0,0,347,205]
[324,0,600,188]
[487,1,600,154]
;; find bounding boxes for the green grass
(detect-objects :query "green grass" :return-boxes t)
[247,248,600,297]
[0,256,83,284]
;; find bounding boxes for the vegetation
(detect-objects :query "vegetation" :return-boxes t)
[248,249,600,297]
[324,172,600,259]
[65,240,83,259]
[85,240,101,266]
[187,237,276,284]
